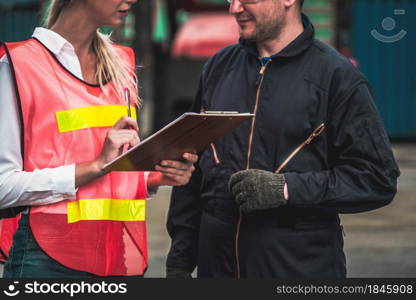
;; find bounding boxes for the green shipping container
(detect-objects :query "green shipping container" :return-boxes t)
[351,0,416,138]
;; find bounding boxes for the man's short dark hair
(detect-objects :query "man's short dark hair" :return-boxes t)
[299,0,304,8]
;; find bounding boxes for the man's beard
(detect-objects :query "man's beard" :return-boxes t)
[245,16,285,43]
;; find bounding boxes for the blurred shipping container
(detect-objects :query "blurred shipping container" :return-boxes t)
[351,0,416,138]
[0,0,40,42]
[303,0,336,45]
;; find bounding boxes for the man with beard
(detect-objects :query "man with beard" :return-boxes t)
[165,0,399,278]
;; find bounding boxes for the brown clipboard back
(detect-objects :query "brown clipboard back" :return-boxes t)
[103,112,254,172]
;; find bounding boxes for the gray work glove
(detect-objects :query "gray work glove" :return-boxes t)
[166,266,193,278]
[229,169,287,213]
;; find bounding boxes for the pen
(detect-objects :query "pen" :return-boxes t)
[124,88,135,152]
[124,88,131,118]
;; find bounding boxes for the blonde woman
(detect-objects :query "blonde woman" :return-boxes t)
[0,0,197,277]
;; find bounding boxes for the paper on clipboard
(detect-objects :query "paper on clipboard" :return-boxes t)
[103,112,254,172]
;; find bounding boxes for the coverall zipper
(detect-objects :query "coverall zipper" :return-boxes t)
[235,61,269,279]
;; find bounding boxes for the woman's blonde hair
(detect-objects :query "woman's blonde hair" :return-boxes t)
[44,0,140,105]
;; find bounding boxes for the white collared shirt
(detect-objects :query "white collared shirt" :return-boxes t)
[0,28,143,209]
[32,27,84,79]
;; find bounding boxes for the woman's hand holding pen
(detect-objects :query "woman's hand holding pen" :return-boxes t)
[96,116,140,167]
[75,116,139,188]
[148,153,198,188]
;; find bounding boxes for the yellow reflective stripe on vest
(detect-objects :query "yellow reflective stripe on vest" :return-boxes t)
[56,105,137,133]
[67,199,146,223]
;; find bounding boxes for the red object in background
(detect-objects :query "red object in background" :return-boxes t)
[171,0,228,13]
[172,13,240,59]
[348,56,359,68]
[340,46,360,68]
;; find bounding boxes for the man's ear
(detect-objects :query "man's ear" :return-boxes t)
[282,0,299,9]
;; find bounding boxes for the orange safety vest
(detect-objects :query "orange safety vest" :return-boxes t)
[0,217,20,263]
[0,39,148,276]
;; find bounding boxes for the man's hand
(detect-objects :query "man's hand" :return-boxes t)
[228,169,287,213]
[147,153,198,191]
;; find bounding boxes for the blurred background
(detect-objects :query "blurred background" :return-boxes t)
[0,0,415,277]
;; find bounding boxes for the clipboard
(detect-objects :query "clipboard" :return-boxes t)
[103,112,254,172]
